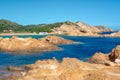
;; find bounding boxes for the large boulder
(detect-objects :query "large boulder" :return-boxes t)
[88,52,111,65]
[109,45,120,62]
[39,36,78,45]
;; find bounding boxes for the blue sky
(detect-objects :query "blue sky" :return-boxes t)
[0,0,120,29]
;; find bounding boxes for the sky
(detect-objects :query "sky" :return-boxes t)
[0,0,120,29]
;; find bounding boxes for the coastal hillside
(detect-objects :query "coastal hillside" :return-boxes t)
[51,21,113,36]
[0,19,113,34]
[0,19,63,33]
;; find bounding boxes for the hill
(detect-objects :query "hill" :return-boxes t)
[0,19,113,34]
[51,21,113,36]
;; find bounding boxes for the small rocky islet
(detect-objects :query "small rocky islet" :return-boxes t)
[3,45,120,80]
[0,35,78,54]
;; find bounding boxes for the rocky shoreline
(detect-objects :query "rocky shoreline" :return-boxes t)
[1,45,120,80]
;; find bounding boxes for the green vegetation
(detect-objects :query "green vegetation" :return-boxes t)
[0,19,22,32]
[0,19,63,33]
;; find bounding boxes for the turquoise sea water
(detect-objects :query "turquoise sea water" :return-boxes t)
[0,35,120,66]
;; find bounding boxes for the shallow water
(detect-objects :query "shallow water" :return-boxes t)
[0,35,120,66]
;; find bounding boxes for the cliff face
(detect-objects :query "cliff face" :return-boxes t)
[4,45,120,80]
[51,22,113,36]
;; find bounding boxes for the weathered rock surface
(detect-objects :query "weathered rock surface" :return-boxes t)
[39,35,77,45]
[12,57,120,80]
[0,36,61,53]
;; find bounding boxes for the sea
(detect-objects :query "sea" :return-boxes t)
[0,35,120,79]
[0,35,120,66]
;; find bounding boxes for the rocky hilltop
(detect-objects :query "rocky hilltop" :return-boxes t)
[51,22,113,36]
[0,36,77,53]
[5,45,120,80]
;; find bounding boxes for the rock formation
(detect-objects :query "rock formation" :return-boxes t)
[89,45,120,66]
[0,36,61,53]
[88,52,110,65]
[39,35,78,45]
